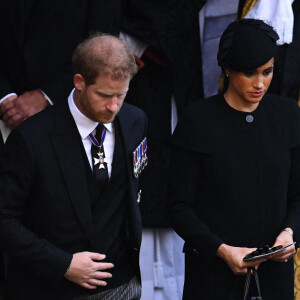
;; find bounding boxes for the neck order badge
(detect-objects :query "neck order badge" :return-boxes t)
[89,124,107,168]
[89,124,109,184]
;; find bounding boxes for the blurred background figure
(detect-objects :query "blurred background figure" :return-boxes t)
[199,0,239,98]
[120,0,205,299]
[0,0,121,135]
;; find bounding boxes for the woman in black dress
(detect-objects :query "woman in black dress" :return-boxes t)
[167,19,300,299]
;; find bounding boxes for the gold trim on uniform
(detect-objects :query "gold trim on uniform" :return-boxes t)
[241,0,259,19]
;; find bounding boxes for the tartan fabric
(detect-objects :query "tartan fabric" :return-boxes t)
[73,276,141,300]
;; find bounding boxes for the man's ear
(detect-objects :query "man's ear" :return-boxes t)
[74,74,85,91]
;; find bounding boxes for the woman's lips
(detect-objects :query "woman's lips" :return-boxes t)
[250,91,263,97]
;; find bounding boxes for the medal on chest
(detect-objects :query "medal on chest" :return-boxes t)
[133,137,148,178]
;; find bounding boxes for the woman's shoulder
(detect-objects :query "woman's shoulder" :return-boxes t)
[172,94,224,152]
[184,94,223,114]
[263,94,300,146]
[180,94,224,127]
[263,93,300,115]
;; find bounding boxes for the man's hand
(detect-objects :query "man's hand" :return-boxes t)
[217,244,266,275]
[1,90,49,129]
[64,252,114,289]
[268,228,295,262]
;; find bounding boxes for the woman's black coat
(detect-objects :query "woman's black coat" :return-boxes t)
[168,93,300,299]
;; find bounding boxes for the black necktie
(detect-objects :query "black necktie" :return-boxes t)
[91,124,109,190]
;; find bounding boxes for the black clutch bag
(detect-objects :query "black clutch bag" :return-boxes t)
[243,267,263,300]
[243,242,296,261]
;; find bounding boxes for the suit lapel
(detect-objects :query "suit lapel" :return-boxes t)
[116,105,140,179]
[50,102,94,243]
[117,104,143,155]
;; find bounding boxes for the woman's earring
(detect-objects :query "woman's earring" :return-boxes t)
[226,74,229,77]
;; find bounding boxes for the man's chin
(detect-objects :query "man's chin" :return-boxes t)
[98,115,116,124]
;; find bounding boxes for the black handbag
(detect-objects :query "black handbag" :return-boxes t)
[243,267,263,300]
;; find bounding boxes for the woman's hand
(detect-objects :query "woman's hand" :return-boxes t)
[268,228,295,263]
[217,244,266,275]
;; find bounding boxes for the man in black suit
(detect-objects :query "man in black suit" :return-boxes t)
[0,34,146,300]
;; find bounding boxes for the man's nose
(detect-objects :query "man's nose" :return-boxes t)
[106,96,118,112]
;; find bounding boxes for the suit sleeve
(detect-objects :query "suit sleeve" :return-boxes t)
[0,73,16,99]
[167,146,223,262]
[284,144,300,246]
[282,101,300,246]
[0,129,72,286]
[167,113,223,262]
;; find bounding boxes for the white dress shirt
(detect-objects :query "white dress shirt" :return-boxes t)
[68,89,115,177]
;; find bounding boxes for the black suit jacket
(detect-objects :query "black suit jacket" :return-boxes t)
[0,0,121,102]
[0,100,146,299]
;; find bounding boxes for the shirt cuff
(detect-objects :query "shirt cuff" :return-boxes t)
[0,93,17,105]
[39,90,53,105]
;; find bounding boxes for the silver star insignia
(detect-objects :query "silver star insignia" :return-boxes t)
[93,152,108,169]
